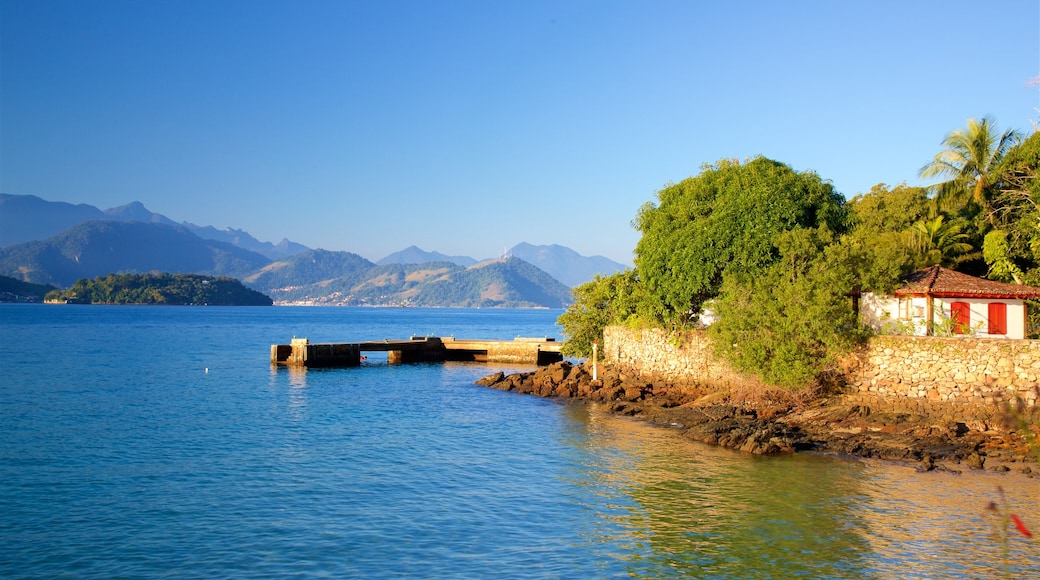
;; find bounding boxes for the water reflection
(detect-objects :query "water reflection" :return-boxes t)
[852,463,1040,578]
[558,403,1040,578]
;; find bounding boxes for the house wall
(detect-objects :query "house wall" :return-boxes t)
[936,297,1026,339]
[859,292,1027,339]
[603,326,1040,423]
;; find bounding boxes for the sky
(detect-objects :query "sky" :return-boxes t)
[2,0,1038,266]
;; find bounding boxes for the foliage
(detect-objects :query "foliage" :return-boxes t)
[844,183,933,293]
[44,273,273,305]
[983,230,1026,284]
[919,116,1022,214]
[556,270,651,357]
[847,183,932,234]
[707,227,869,390]
[633,157,849,326]
[911,213,976,267]
[984,131,1040,283]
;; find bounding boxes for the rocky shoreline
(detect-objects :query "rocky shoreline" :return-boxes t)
[476,361,1039,476]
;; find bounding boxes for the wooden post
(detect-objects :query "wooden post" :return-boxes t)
[592,340,598,381]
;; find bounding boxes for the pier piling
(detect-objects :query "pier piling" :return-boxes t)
[271,336,563,368]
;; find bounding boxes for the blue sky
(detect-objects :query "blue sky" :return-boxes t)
[2,0,1038,265]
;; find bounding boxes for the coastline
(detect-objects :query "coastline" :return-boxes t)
[477,361,1039,476]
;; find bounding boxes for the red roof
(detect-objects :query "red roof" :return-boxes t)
[894,265,1040,299]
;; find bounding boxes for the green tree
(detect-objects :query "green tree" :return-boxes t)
[47,273,273,305]
[708,227,868,390]
[985,131,1040,285]
[633,157,848,326]
[847,182,933,235]
[919,116,1022,215]
[844,183,932,292]
[911,213,976,267]
[557,270,650,357]
[983,230,1026,284]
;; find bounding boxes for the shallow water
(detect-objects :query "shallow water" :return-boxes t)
[2,304,1038,578]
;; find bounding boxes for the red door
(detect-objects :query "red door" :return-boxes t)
[951,302,970,334]
[988,302,1007,335]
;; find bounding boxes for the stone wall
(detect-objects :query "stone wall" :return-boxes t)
[845,336,1040,422]
[602,326,768,391]
[603,326,1040,421]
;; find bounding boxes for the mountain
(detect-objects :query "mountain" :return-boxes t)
[377,245,477,267]
[251,253,571,308]
[0,194,108,246]
[420,256,571,308]
[242,248,375,293]
[103,201,178,225]
[0,193,308,260]
[183,224,310,260]
[376,243,629,287]
[0,222,571,307]
[507,242,628,287]
[0,220,272,287]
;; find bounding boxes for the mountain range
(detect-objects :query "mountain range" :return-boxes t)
[0,194,628,306]
[0,194,309,260]
[0,194,627,287]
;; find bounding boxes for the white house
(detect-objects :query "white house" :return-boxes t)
[859,265,1040,339]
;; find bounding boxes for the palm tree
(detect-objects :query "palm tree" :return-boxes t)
[912,214,975,267]
[919,116,1022,214]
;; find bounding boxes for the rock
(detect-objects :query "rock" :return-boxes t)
[476,371,504,387]
[623,385,645,401]
[471,361,1037,470]
[918,455,935,472]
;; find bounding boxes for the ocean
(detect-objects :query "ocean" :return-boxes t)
[2,304,1038,578]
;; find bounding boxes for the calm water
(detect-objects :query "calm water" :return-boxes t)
[2,304,1039,578]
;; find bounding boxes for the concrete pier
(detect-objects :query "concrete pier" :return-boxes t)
[271,336,563,368]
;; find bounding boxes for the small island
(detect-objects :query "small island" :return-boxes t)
[45,273,273,306]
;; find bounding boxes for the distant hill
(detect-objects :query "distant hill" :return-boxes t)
[507,242,628,287]
[0,274,57,302]
[0,223,571,307]
[253,254,571,308]
[46,273,272,305]
[375,242,628,287]
[0,193,308,260]
[1,194,613,305]
[377,245,477,267]
[413,256,571,308]
[0,220,272,287]
[103,201,178,225]
[182,224,309,261]
[242,248,375,293]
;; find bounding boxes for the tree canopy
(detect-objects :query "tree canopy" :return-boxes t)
[633,157,849,326]
[919,116,1021,214]
[45,273,273,305]
[985,131,1040,285]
